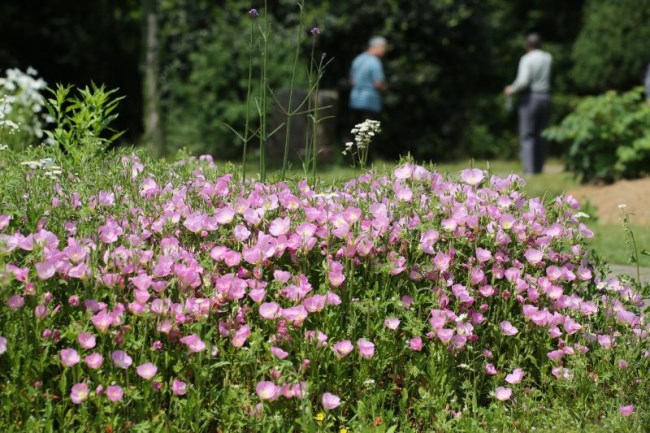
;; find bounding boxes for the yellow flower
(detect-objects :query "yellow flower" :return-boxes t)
[315,412,326,423]
[339,428,349,433]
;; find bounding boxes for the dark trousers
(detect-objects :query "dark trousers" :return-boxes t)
[518,92,551,174]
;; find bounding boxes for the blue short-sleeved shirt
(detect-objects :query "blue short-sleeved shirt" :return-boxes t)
[349,52,385,113]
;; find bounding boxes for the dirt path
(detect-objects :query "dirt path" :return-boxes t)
[569,177,650,225]
[609,264,650,284]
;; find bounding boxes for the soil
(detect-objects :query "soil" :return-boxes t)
[568,177,650,225]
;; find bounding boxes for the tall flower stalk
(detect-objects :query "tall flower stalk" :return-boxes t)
[242,8,259,181]
[258,0,270,182]
[310,28,321,182]
[281,2,305,180]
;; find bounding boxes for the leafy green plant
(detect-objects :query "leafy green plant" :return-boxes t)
[45,83,125,166]
[544,87,650,183]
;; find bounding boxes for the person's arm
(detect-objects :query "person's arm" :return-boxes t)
[371,59,387,91]
[504,55,531,95]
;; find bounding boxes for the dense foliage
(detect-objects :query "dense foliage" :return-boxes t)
[0,0,597,160]
[571,0,650,92]
[544,88,650,183]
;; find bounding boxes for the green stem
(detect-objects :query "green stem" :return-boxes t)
[242,18,255,182]
[305,39,316,178]
[312,77,319,182]
[259,0,269,182]
[281,3,304,181]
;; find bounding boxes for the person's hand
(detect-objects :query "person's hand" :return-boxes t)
[503,85,513,96]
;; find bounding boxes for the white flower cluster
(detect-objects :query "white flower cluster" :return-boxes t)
[0,67,49,143]
[343,119,381,155]
[21,157,62,178]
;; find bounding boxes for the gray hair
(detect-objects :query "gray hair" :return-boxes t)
[525,33,542,49]
[369,36,387,48]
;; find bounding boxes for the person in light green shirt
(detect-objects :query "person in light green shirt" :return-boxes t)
[504,33,552,175]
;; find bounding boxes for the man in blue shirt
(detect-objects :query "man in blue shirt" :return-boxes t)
[349,36,387,125]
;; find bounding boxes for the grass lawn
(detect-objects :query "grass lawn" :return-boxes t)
[257,158,649,267]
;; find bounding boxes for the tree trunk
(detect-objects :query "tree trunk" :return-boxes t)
[143,0,163,157]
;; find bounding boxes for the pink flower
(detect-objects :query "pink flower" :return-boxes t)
[384,317,400,330]
[437,328,454,343]
[111,350,133,369]
[485,363,497,375]
[499,321,518,336]
[408,337,423,351]
[328,261,346,287]
[618,359,629,369]
[524,248,544,265]
[35,260,56,280]
[172,379,187,396]
[280,305,308,323]
[77,333,96,349]
[130,273,152,291]
[60,348,81,368]
[332,340,354,358]
[0,336,6,355]
[619,405,634,416]
[106,385,123,402]
[0,215,12,230]
[256,381,280,401]
[85,353,104,369]
[551,366,573,380]
[321,392,341,410]
[326,291,342,306]
[273,270,291,283]
[394,164,414,179]
[401,295,414,309]
[269,217,291,237]
[303,295,327,313]
[495,386,512,401]
[91,310,113,332]
[179,334,207,352]
[231,325,251,348]
[70,383,89,404]
[460,168,485,185]
[271,346,289,359]
[136,362,158,380]
[357,338,375,360]
[433,252,451,272]
[505,368,524,384]
[259,302,281,320]
[597,334,612,349]
[475,248,492,263]
[7,295,25,311]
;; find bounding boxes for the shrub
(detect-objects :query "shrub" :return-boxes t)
[0,67,48,151]
[571,0,650,91]
[0,143,648,431]
[544,87,650,183]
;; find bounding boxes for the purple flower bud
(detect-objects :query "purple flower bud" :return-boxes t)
[311,27,320,36]
[249,8,259,17]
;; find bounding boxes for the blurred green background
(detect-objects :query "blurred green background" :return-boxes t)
[1,0,649,161]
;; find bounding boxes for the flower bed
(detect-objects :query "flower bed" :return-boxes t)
[0,152,648,431]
